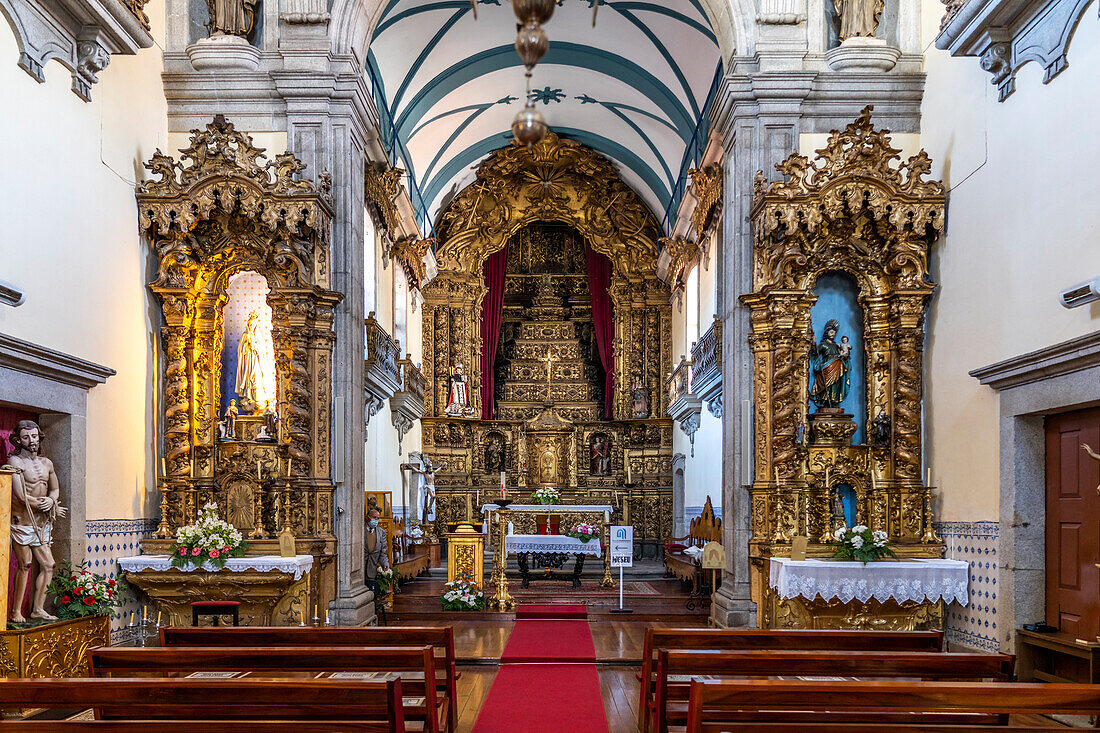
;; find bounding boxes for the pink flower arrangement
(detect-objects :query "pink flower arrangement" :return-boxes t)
[170,503,248,570]
[209,550,220,558]
[191,547,201,556]
[179,547,187,556]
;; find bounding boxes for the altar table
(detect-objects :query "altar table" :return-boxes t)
[119,555,314,626]
[506,534,603,589]
[762,557,969,631]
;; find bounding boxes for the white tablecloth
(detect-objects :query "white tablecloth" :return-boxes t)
[505,534,602,557]
[769,557,969,606]
[119,554,314,581]
[481,504,613,513]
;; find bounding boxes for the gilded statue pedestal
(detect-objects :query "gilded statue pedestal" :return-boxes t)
[446,523,484,583]
[0,615,109,679]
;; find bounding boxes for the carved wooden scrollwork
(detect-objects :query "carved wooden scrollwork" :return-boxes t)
[744,107,946,577]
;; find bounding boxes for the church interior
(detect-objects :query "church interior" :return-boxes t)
[0,0,1098,727]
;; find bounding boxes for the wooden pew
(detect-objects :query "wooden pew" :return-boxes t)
[0,678,403,730]
[159,625,458,732]
[87,645,444,733]
[663,496,721,596]
[652,650,1014,733]
[638,628,943,731]
[686,679,1100,732]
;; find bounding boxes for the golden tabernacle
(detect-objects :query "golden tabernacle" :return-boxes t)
[744,109,948,630]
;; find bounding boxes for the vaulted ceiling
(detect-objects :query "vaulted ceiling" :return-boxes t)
[367,0,722,235]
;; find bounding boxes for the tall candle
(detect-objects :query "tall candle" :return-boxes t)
[289,459,294,477]
[157,610,162,627]
[825,465,831,489]
[626,461,632,485]
[926,468,932,486]
[160,457,166,477]
[256,459,261,481]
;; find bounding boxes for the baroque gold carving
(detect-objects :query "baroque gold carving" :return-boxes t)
[744,108,946,606]
[689,163,722,240]
[364,163,404,239]
[660,236,699,293]
[0,616,109,679]
[391,236,433,290]
[436,132,661,277]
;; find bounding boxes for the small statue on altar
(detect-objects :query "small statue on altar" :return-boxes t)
[3,420,67,623]
[809,319,851,410]
[590,434,612,475]
[236,310,266,413]
[871,408,891,448]
[206,0,258,37]
[222,399,238,441]
[632,376,651,419]
[485,435,504,473]
[257,400,277,442]
[445,362,470,416]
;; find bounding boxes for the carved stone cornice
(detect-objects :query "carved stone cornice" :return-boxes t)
[667,356,703,457]
[691,316,723,418]
[364,312,402,434]
[364,163,403,240]
[689,163,723,240]
[0,333,116,389]
[936,0,1090,100]
[391,355,427,453]
[6,0,153,101]
[436,132,661,278]
[970,329,1100,391]
[391,236,433,291]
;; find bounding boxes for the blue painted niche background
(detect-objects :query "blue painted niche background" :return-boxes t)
[809,272,866,444]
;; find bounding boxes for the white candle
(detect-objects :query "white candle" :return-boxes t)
[256,459,261,481]
[626,461,632,485]
[926,468,932,486]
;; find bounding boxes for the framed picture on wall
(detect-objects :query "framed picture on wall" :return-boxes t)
[364,490,392,518]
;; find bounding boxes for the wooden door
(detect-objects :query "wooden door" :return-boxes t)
[1046,406,1100,639]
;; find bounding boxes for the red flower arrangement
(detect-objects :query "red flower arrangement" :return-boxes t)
[47,561,128,620]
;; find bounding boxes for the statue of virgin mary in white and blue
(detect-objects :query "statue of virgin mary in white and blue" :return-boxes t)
[809,318,851,410]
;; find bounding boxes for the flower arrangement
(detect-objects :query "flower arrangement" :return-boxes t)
[47,561,128,619]
[831,525,896,563]
[170,502,248,570]
[440,571,484,611]
[376,566,395,593]
[568,522,600,543]
[531,487,560,505]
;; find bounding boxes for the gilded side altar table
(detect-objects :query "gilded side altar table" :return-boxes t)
[119,554,313,627]
[764,557,968,631]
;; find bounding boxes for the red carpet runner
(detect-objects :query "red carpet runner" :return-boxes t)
[473,605,610,733]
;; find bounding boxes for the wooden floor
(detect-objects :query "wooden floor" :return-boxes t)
[391,575,1071,732]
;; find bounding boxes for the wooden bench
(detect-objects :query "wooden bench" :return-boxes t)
[686,679,1100,731]
[0,677,403,730]
[638,628,943,732]
[1016,627,1100,683]
[87,645,444,733]
[663,496,721,597]
[159,625,458,732]
[652,649,1015,732]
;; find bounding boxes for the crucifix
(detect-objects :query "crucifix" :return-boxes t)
[544,347,554,403]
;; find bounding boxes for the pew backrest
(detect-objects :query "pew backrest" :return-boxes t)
[0,678,403,731]
[88,646,440,733]
[686,679,1100,732]
[159,625,458,731]
[639,628,943,731]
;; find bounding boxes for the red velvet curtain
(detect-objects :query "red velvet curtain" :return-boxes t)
[480,246,509,419]
[1,406,40,620]
[585,244,614,419]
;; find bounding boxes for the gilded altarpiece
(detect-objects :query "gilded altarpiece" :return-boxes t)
[744,108,947,630]
[130,117,340,624]
[419,134,674,548]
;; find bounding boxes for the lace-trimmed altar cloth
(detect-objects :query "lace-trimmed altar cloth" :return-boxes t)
[505,535,603,557]
[119,554,314,581]
[769,557,969,606]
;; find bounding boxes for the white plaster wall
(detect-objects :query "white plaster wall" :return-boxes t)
[919,2,1100,522]
[0,6,168,520]
[363,233,423,515]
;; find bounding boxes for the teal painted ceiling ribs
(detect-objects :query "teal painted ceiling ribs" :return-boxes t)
[369,0,721,231]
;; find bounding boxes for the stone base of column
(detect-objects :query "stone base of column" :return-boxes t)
[711,583,755,628]
[330,585,377,626]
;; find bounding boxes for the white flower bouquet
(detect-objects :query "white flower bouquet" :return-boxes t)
[531,487,560,505]
[170,503,248,570]
[568,522,600,543]
[376,566,395,592]
[831,525,895,563]
[440,571,484,611]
